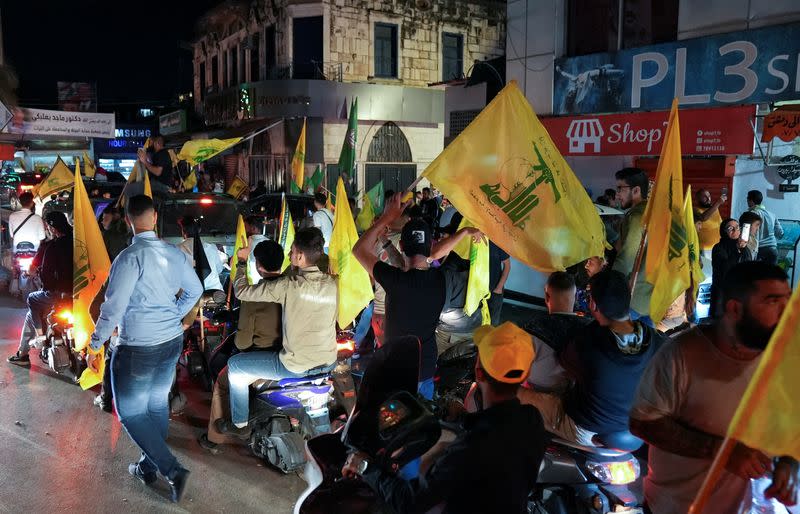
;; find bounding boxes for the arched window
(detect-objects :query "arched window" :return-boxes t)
[367,122,412,162]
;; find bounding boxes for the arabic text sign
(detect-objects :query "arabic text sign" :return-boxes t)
[762,109,800,143]
[9,108,115,138]
[541,106,755,156]
[553,22,800,115]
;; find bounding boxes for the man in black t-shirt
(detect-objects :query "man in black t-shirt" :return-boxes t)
[353,192,445,400]
[488,242,511,325]
[138,136,173,192]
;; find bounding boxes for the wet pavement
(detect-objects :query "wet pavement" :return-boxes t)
[0,294,306,514]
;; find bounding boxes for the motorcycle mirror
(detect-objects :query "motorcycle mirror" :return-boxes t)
[211,290,227,305]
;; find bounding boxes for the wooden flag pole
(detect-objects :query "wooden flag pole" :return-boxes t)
[628,227,649,295]
[689,437,737,514]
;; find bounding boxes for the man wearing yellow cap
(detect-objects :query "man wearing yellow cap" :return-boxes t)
[342,322,546,513]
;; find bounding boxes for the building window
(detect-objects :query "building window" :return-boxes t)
[221,51,228,88]
[442,33,463,81]
[265,26,276,78]
[231,45,239,85]
[567,0,679,56]
[450,110,480,139]
[199,61,206,99]
[211,55,219,90]
[374,23,398,79]
[293,17,323,79]
[250,33,260,82]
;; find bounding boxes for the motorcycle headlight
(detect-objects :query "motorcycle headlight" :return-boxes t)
[585,457,640,485]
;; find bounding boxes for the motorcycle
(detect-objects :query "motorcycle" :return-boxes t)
[35,295,85,383]
[248,332,357,474]
[182,289,229,392]
[11,241,37,298]
[296,336,441,514]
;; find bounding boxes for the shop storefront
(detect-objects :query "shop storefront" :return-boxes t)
[93,126,153,177]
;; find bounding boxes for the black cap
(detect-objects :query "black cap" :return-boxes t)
[400,218,432,257]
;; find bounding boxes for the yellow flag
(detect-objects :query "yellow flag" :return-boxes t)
[167,149,180,168]
[230,215,253,283]
[73,161,111,354]
[291,118,306,193]
[421,81,605,272]
[227,176,248,199]
[355,192,375,232]
[329,177,374,327]
[177,137,242,166]
[34,157,74,199]
[643,99,691,323]
[683,186,705,305]
[326,192,334,212]
[727,284,800,460]
[277,194,295,272]
[450,217,490,319]
[82,151,96,178]
[183,170,198,191]
[143,164,153,199]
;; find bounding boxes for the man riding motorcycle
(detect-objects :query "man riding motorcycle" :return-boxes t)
[8,212,73,366]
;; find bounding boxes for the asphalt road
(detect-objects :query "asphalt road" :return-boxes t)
[0,294,306,514]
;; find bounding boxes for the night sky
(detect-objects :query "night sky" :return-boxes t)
[1,0,222,110]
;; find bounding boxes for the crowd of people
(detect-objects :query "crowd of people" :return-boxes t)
[4,158,797,512]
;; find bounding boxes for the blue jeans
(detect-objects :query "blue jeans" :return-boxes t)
[630,309,655,328]
[18,290,56,354]
[353,302,374,349]
[227,351,334,426]
[112,336,183,479]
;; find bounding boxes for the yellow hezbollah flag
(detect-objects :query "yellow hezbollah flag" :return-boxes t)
[143,163,153,199]
[329,177,374,327]
[230,215,254,284]
[326,191,334,212]
[452,217,491,322]
[727,283,800,460]
[291,118,306,193]
[422,81,605,272]
[177,137,242,166]
[227,176,248,199]
[355,191,375,232]
[683,186,705,306]
[82,151,96,178]
[73,162,111,388]
[643,99,691,323]
[277,193,295,272]
[34,157,74,199]
[183,170,198,191]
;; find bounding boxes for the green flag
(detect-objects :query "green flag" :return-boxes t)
[307,164,324,193]
[337,98,358,194]
[366,181,384,214]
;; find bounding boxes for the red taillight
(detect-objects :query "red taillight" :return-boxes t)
[200,198,213,205]
[17,257,33,271]
[35,174,42,179]
[58,310,74,324]
[20,185,33,191]
[337,339,355,353]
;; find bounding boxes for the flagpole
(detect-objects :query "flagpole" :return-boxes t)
[689,437,737,514]
[629,228,648,294]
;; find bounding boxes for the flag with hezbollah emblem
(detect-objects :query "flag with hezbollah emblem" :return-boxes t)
[73,162,111,389]
[329,177,373,327]
[33,157,74,199]
[177,137,242,166]
[422,81,605,272]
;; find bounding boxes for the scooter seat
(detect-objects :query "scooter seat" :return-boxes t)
[549,436,631,457]
[250,373,329,394]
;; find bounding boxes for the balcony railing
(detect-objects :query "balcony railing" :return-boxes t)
[266,61,343,82]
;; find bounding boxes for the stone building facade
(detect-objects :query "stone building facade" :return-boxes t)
[190,0,505,194]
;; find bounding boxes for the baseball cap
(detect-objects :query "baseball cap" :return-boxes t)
[400,218,432,257]
[473,322,535,384]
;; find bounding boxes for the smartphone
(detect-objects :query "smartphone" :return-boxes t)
[741,223,751,242]
[721,186,728,197]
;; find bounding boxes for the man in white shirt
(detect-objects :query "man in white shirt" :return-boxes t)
[9,192,46,251]
[312,192,334,253]
[244,215,268,284]
[177,216,225,292]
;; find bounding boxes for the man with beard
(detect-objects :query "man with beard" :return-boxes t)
[694,188,727,253]
[630,262,798,514]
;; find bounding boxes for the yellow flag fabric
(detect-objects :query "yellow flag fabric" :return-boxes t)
[727,284,800,461]
[421,81,605,272]
[143,164,153,199]
[35,157,74,199]
[291,118,306,192]
[231,215,253,283]
[326,192,334,212]
[227,176,248,199]
[73,162,111,353]
[643,99,691,323]
[277,194,295,272]
[74,157,81,181]
[683,186,705,305]
[355,192,375,232]
[177,137,242,166]
[167,149,180,168]
[329,177,373,327]
[82,151,96,178]
[78,346,104,390]
[450,218,491,319]
[183,170,198,191]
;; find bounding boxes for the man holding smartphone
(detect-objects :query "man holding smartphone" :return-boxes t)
[694,188,727,253]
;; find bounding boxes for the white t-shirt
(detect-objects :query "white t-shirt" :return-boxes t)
[9,208,46,251]
[179,238,225,292]
[312,208,334,248]
[247,234,269,283]
[631,330,762,514]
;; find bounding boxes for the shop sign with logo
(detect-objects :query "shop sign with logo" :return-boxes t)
[541,105,755,156]
[553,22,800,115]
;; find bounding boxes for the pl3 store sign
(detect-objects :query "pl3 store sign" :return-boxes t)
[553,22,800,115]
[541,106,755,156]
[7,108,115,138]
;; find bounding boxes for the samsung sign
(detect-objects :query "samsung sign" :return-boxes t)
[553,22,800,115]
